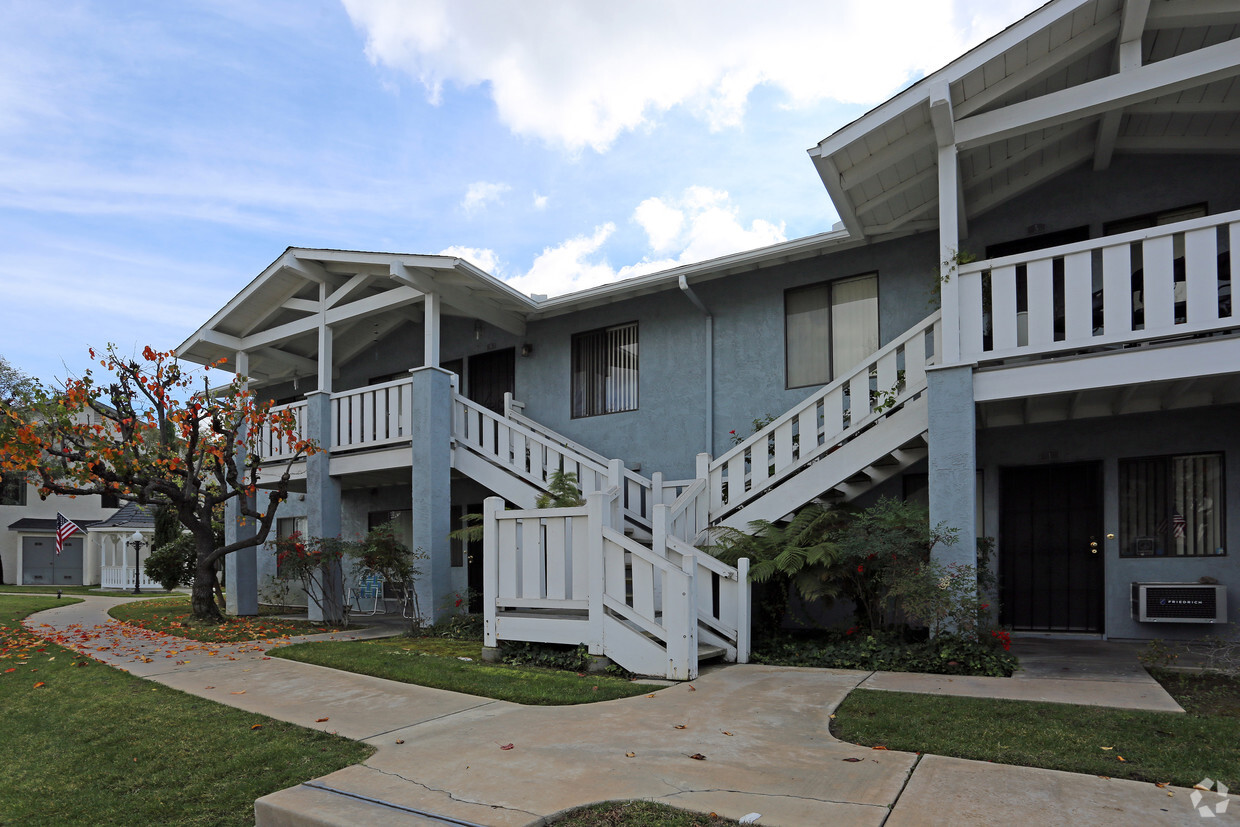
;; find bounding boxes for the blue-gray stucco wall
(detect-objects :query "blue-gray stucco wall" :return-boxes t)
[977,405,1240,641]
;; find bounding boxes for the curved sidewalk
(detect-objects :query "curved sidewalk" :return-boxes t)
[23,598,1209,826]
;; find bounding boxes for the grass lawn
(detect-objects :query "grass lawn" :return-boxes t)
[109,595,348,643]
[273,635,663,705]
[831,672,1240,788]
[554,801,742,825]
[0,595,374,827]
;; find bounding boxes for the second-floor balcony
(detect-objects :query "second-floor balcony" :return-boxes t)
[951,209,1237,367]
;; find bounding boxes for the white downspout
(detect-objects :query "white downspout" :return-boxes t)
[677,275,713,457]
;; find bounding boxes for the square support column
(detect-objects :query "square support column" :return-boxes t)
[410,366,453,625]
[304,390,343,622]
[928,364,978,569]
[225,350,257,616]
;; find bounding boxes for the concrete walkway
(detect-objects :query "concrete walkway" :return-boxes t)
[20,598,1218,826]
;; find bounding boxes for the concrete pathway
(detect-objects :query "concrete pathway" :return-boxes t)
[20,598,1221,826]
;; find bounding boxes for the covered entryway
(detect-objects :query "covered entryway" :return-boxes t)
[22,535,84,586]
[1000,462,1104,633]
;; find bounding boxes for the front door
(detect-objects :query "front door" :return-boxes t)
[467,348,515,413]
[1000,462,1104,632]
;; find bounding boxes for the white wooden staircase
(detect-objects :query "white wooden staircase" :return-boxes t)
[458,312,941,679]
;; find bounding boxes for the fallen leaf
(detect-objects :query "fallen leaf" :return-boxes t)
[625,752,635,758]
[1098,775,1110,780]
[689,753,706,760]
[1117,756,1126,762]
[1100,746,1113,750]
[687,685,695,691]
[721,731,734,736]
[872,745,888,751]
[204,686,215,690]
[315,717,330,723]
[499,743,515,750]
[250,724,262,730]
[32,681,45,688]
[673,724,687,730]
[829,714,836,719]
[842,757,863,763]
[395,739,405,745]
[230,690,246,695]
[646,694,656,698]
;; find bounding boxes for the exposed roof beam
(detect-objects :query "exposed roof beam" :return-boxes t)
[1112,384,1139,415]
[835,123,934,190]
[325,272,376,309]
[963,122,1093,192]
[956,38,1240,149]
[1114,135,1240,152]
[1146,0,1240,29]
[196,329,243,351]
[240,285,423,351]
[966,143,1095,217]
[953,15,1121,118]
[930,85,968,239]
[861,198,939,236]
[1095,1,1149,171]
[331,315,411,367]
[284,254,333,285]
[390,262,527,336]
[281,298,320,314]
[1127,97,1240,114]
[855,165,936,217]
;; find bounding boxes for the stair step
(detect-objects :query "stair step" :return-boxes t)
[698,644,726,662]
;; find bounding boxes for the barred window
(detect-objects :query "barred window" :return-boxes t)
[571,322,638,418]
[1120,453,1225,557]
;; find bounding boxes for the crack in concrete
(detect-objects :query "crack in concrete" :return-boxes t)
[878,750,923,825]
[362,699,498,741]
[357,764,542,818]
[657,780,893,810]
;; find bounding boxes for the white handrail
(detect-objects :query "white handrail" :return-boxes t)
[708,311,940,517]
[331,377,413,451]
[954,210,1237,364]
[258,400,307,461]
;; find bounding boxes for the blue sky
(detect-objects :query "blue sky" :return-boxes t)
[0,0,1042,385]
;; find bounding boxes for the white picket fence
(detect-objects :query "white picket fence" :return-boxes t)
[708,311,940,518]
[954,209,1237,364]
[482,488,749,680]
[100,566,163,590]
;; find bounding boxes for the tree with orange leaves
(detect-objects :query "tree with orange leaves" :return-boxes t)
[0,345,318,621]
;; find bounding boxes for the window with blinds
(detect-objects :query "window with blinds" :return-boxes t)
[785,273,878,388]
[571,322,638,418]
[1119,453,1225,557]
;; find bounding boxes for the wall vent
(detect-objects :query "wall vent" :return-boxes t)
[1132,583,1227,623]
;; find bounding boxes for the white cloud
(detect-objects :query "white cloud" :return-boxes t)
[342,0,1045,151]
[439,244,501,274]
[500,188,786,298]
[461,180,510,214]
[532,192,548,210]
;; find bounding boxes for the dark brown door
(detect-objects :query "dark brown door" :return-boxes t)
[1000,462,1104,632]
[467,348,515,413]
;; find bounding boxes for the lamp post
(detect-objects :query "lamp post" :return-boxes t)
[126,531,145,595]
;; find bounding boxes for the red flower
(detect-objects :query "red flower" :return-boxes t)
[846,627,857,635]
[454,596,463,608]
[856,564,864,574]
[980,603,990,610]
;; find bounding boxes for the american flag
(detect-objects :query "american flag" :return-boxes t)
[55,513,81,555]
[1172,512,1186,539]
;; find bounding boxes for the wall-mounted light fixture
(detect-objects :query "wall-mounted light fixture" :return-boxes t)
[474,320,483,340]
[521,343,534,357]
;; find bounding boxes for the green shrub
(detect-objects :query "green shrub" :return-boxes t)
[500,641,593,672]
[143,534,195,590]
[752,630,1017,677]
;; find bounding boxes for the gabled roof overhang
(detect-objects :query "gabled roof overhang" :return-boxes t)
[176,248,537,383]
[809,0,1240,241]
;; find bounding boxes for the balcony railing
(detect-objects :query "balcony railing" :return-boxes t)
[954,209,1237,365]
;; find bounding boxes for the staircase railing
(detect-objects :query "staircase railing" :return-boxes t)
[707,311,940,520]
[482,487,747,679]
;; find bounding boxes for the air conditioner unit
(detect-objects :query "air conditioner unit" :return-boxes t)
[1132,583,1227,623]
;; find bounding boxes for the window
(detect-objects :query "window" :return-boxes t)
[572,322,638,417]
[274,516,307,577]
[785,274,878,388]
[1120,453,1225,557]
[1,472,26,506]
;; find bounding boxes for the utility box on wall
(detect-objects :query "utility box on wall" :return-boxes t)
[1131,583,1227,623]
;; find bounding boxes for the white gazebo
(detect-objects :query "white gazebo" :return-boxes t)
[92,503,160,591]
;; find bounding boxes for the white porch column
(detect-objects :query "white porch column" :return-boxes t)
[424,292,440,368]
[932,84,963,366]
[318,285,333,393]
[226,349,258,616]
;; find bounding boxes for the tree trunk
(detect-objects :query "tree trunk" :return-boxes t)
[191,535,224,622]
